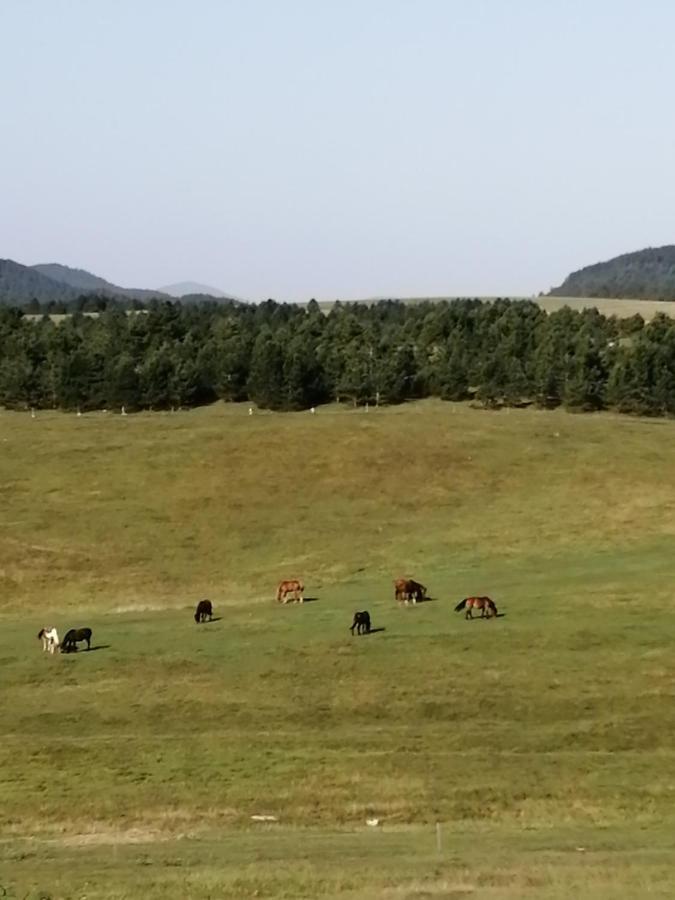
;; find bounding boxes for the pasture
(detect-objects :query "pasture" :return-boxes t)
[2,400,675,898]
[318,295,675,319]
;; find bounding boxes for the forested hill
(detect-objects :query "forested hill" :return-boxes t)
[32,263,169,302]
[549,246,675,300]
[0,259,234,304]
[0,259,81,303]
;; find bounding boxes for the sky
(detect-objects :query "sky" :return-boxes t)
[1,0,674,302]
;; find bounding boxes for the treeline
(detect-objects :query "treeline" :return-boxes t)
[1,297,675,417]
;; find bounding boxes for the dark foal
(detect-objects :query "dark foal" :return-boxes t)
[350,610,371,635]
[194,599,213,623]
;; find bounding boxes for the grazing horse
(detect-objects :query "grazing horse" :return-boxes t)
[276,579,304,604]
[350,610,371,635]
[194,599,213,623]
[394,578,427,604]
[37,627,60,654]
[60,627,92,652]
[454,596,498,619]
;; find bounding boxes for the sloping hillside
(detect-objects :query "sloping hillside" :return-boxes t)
[0,259,80,303]
[549,245,675,299]
[33,263,169,301]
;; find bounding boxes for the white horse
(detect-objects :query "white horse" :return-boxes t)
[37,626,60,654]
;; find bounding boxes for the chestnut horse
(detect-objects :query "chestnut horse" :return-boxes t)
[394,578,427,604]
[454,596,498,619]
[276,579,304,603]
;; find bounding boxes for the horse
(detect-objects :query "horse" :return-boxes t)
[194,599,213,623]
[454,596,498,619]
[394,578,427,604]
[276,579,304,604]
[350,610,371,635]
[37,627,59,654]
[60,627,92,652]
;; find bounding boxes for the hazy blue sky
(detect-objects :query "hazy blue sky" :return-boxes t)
[1,0,674,301]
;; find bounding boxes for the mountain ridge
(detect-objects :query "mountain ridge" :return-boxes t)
[159,281,228,298]
[0,259,238,304]
[33,263,171,301]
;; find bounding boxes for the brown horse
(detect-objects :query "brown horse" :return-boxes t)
[394,578,427,604]
[276,579,304,604]
[454,596,498,619]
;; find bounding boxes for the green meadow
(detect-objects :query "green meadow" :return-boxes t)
[2,400,675,898]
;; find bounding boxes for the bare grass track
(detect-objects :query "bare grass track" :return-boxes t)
[2,401,675,897]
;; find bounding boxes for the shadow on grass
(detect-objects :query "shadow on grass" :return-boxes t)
[365,627,386,635]
[302,597,319,603]
[86,645,111,652]
[464,613,506,621]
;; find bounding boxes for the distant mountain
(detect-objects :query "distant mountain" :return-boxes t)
[549,246,675,300]
[33,263,169,302]
[159,281,228,299]
[0,260,239,305]
[0,259,81,303]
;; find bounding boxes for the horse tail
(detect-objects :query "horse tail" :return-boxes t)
[454,598,468,612]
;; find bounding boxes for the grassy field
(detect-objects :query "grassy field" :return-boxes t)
[2,401,675,898]
[318,295,675,319]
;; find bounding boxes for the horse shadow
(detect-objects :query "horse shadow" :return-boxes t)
[415,595,435,603]
[365,627,386,635]
[302,597,319,603]
[466,613,506,621]
[85,644,110,652]
[205,616,223,623]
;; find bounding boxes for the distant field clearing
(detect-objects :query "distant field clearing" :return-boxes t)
[319,295,675,319]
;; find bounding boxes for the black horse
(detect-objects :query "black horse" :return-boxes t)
[194,599,213,623]
[350,610,371,635]
[60,627,92,653]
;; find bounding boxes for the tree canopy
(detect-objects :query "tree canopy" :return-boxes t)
[0,296,673,418]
